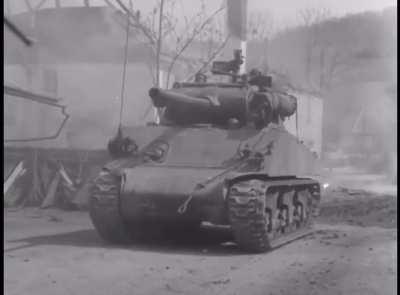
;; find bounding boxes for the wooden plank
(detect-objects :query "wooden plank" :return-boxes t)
[5,181,24,207]
[39,160,52,192]
[76,151,89,184]
[59,164,75,189]
[41,173,60,208]
[4,159,19,182]
[4,166,26,207]
[29,149,43,204]
[4,161,24,195]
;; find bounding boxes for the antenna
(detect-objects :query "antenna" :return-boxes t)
[117,13,130,131]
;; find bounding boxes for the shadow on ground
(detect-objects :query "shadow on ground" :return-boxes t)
[5,224,322,257]
[5,226,249,256]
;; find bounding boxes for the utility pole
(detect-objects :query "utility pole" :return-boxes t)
[226,0,248,74]
[155,0,165,87]
[154,0,165,124]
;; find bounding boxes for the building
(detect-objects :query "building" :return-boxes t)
[4,1,183,150]
[284,90,323,157]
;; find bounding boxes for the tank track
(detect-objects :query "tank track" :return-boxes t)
[89,171,133,244]
[228,178,320,253]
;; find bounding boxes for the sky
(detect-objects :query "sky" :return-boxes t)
[6,0,397,28]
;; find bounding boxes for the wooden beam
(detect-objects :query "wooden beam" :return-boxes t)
[41,173,60,208]
[4,85,61,106]
[59,164,75,190]
[4,162,25,195]
[4,18,33,46]
[29,149,44,204]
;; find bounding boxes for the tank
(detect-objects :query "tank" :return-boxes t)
[89,51,321,253]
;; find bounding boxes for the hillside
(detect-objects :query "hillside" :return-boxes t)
[247,6,396,176]
[247,7,396,167]
[247,6,396,89]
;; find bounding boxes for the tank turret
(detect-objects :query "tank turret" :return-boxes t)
[148,62,297,129]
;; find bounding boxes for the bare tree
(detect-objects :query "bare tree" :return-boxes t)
[164,3,225,86]
[320,47,347,90]
[298,7,330,87]
[112,0,226,88]
[248,11,275,41]
[247,10,275,70]
[185,35,230,82]
[112,0,229,119]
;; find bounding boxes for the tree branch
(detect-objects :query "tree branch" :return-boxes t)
[185,35,231,82]
[165,6,225,86]
[114,0,156,46]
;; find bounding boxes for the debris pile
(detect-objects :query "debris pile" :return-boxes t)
[4,148,109,210]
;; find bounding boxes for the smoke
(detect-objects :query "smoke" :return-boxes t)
[246,6,397,179]
[325,7,397,180]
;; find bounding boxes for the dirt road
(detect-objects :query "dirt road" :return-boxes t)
[4,190,397,295]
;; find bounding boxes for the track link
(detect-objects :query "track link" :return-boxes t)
[228,179,320,253]
[89,171,133,244]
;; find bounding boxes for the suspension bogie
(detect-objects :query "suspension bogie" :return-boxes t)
[228,178,320,252]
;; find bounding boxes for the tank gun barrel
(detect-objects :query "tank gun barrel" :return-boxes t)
[149,87,247,125]
[148,86,296,127]
[149,87,212,110]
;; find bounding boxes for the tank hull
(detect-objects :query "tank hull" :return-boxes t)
[120,166,228,224]
[89,166,320,252]
[89,119,321,252]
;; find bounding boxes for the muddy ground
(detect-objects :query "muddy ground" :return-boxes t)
[4,185,397,295]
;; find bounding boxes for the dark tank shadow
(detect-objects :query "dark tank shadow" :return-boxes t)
[5,224,247,256]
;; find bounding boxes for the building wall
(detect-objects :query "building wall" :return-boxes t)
[4,62,163,150]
